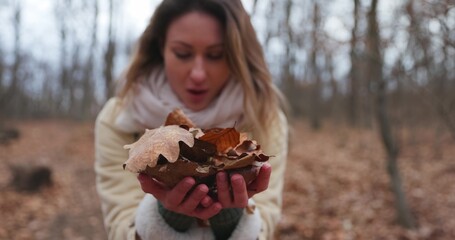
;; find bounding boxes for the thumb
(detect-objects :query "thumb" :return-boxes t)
[137,173,166,200]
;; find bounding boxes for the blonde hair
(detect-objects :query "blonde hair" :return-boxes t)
[118,0,287,139]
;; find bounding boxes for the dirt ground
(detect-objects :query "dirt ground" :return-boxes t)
[0,119,454,240]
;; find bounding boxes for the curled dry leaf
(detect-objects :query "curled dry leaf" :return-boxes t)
[164,108,196,128]
[199,127,240,153]
[123,108,270,196]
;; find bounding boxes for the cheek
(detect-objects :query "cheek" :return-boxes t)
[164,57,185,85]
[165,67,183,90]
[212,64,231,87]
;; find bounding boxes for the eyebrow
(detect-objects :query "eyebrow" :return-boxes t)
[170,41,224,49]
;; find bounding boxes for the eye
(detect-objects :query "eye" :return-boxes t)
[206,51,224,60]
[174,51,192,60]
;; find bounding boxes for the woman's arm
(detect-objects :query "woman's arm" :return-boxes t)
[95,98,144,240]
[253,111,289,240]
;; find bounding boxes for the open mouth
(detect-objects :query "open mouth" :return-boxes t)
[188,89,208,95]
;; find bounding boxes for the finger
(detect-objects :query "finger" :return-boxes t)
[216,172,232,207]
[165,177,195,208]
[180,184,209,213]
[137,173,166,200]
[193,202,222,220]
[200,195,213,208]
[247,163,272,197]
[231,174,248,208]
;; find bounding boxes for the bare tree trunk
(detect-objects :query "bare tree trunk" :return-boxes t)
[404,0,455,140]
[250,0,259,16]
[433,95,455,141]
[426,7,455,141]
[55,0,70,115]
[348,0,360,127]
[38,64,56,116]
[11,0,22,108]
[281,0,301,116]
[366,0,416,229]
[263,0,276,49]
[0,0,22,116]
[434,42,455,140]
[0,44,4,93]
[68,45,81,117]
[308,1,322,130]
[326,53,340,121]
[436,33,455,140]
[81,0,98,119]
[104,0,117,100]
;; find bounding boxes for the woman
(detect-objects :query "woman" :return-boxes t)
[94,0,288,239]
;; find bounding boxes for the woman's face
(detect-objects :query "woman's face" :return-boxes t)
[163,11,231,111]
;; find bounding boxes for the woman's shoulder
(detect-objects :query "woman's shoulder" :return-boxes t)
[96,97,124,125]
[267,109,289,132]
[247,109,288,147]
[98,97,122,119]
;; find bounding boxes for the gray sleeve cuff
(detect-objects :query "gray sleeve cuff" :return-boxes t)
[157,201,195,232]
[209,208,243,240]
[135,194,261,240]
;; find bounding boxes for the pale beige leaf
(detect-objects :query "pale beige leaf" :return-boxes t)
[123,125,194,173]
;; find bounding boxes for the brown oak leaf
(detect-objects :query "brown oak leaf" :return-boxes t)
[199,127,240,153]
[164,108,195,128]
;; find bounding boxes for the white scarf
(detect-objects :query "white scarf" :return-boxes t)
[115,67,245,133]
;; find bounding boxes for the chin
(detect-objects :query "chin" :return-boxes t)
[177,96,207,111]
[186,102,209,112]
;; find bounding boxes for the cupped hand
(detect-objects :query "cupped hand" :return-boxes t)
[137,173,222,220]
[216,162,272,209]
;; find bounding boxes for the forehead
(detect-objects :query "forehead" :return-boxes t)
[165,11,224,45]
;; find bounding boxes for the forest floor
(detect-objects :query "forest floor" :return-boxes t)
[0,119,454,240]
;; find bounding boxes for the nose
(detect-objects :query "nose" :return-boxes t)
[190,57,207,84]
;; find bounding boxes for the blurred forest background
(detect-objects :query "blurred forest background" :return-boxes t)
[0,0,454,239]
